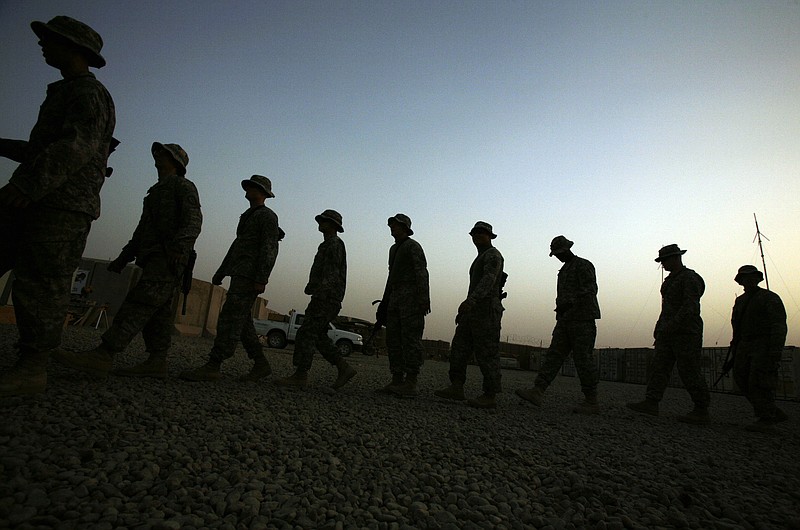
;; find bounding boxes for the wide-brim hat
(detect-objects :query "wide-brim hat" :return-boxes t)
[469,221,497,239]
[549,235,574,257]
[241,175,275,198]
[655,244,687,263]
[31,16,106,68]
[151,142,188,171]
[387,213,413,235]
[734,265,764,284]
[315,209,344,233]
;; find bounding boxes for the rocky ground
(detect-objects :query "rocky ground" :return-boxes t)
[1,324,799,530]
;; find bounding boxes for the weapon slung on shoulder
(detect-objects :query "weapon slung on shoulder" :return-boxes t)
[181,250,197,315]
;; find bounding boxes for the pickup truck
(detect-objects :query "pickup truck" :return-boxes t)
[253,310,363,356]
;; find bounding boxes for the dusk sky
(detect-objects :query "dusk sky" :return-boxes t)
[1,1,798,348]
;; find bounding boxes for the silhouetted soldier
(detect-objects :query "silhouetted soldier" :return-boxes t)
[729,265,788,432]
[275,210,356,389]
[435,222,505,409]
[375,214,430,397]
[181,175,279,382]
[0,16,115,396]
[53,143,202,378]
[517,236,601,413]
[627,244,711,424]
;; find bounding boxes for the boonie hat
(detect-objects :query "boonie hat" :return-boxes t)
[549,235,574,257]
[241,175,275,198]
[31,16,106,68]
[387,213,413,235]
[151,142,188,172]
[655,244,687,263]
[315,209,344,233]
[469,221,497,239]
[734,265,764,284]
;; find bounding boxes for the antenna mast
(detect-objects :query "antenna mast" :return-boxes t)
[753,213,770,290]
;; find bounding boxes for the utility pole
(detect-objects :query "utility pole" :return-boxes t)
[753,213,770,290]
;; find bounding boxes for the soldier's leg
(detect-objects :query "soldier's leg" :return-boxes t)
[732,347,752,404]
[104,279,176,352]
[312,301,343,367]
[209,277,255,364]
[570,321,599,398]
[748,350,781,420]
[645,338,678,402]
[400,312,426,376]
[12,209,91,352]
[385,309,404,376]
[140,286,177,354]
[534,320,573,390]
[475,304,503,395]
[447,321,473,385]
[674,334,710,409]
[292,308,329,372]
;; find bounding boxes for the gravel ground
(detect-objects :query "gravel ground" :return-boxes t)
[1,324,799,530]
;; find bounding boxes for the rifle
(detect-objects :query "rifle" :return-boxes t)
[712,345,734,388]
[363,299,385,356]
[180,250,197,315]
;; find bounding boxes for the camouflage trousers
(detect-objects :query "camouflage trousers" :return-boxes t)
[209,276,262,363]
[647,333,710,408]
[293,297,342,372]
[0,205,92,353]
[535,320,599,397]
[733,339,782,420]
[448,300,503,394]
[385,307,425,376]
[102,254,180,354]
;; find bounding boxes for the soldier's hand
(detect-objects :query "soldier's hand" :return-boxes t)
[212,273,224,285]
[421,301,431,315]
[167,250,183,269]
[0,183,31,209]
[254,282,266,294]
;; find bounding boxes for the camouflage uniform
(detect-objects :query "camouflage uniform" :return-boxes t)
[209,204,280,363]
[101,172,202,354]
[536,255,601,397]
[731,286,787,420]
[0,66,115,355]
[646,267,710,407]
[293,234,347,371]
[383,237,430,376]
[448,246,505,394]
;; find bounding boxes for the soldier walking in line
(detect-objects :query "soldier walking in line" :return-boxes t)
[516,236,601,414]
[435,222,505,409]
[0,16,115,396]
[627,244,711,424]
[728,265,789,432]
[275,210,356,389]
[53,143,201,378]
[375,214,430,397]
[181,175,280,382]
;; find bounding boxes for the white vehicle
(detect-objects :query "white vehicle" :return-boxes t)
[253,310,363,356]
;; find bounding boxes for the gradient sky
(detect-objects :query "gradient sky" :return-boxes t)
[2,1,799,348]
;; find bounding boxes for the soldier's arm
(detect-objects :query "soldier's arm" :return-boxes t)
[254,211,280,285]
[668,273,704,331]
[10,86,112,201]
[170,181,203,256]
[766,293,788,357]
[0,139,28,163]
[411,242,431,311]
[467,249,503,303]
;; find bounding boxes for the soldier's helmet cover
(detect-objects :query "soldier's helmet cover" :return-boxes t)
[241,175,275,198]
[734,265,764,284]
[655,244,687,263]
[549,235,574,257]
[315,209,344,233]
[387,213,413,235]
[469,221,497,239]
[31,16,106,68]
[151,142,189,172]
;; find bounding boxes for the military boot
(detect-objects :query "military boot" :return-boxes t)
[376,372,404,394]
[180,359,222,382]
[0,349,48,397]
[332,359,356,390]
[467,393,497,409]
[114,351,168,379]
[392,373,419,398]
[677,406,710,425]
[626,398,659,416]
[573,394,600,415]
[275,369,309,388]
[434,382,465,401]
[52,345,113,377]
[240,355,272,382]
[515,386,544,406]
